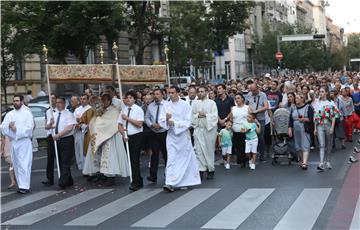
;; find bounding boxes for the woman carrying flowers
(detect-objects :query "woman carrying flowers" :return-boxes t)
[313,87,339,172]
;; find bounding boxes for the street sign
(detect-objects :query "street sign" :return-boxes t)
[275,51,283,61]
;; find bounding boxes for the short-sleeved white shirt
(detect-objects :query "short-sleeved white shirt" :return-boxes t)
[117,104,144,136]
[53,109,76,137]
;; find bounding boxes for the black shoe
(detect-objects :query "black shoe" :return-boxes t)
[129,183,143,191]
[199,171,205,180]
[163,184,175,192]
[42,180,54,186]
[17,189,29,194]
[341,145,346,150]
[207,171,214,180]
[104,177,115,187]
[86,175,97,182]
[349,156,359,163]
[259,157,267,163]
[146,176,157,183]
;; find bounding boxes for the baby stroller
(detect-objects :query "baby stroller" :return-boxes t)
[271,108,292,165]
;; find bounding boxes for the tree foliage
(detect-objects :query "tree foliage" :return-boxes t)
[346,33,360,70]
[255,23,327,71]
[126,1,168,65]
[168,1,253,75]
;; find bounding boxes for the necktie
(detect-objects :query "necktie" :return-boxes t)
[125,107,131,130]
[55,112,61,134]
[190,100,192,106]
[155,103,160,123]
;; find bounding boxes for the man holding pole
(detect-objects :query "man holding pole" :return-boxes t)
[118,91,144,191]
[42,93,58,186]
[51,97,76,189]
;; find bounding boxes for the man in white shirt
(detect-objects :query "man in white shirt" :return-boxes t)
[118,91,144,191]
[1,95,34,194]
[42,93,58,186]
[73,94,92,170]
[50,97,76,189]
[145,89,168,183]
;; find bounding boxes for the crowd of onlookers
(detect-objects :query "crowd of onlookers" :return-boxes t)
[2,70,360,193]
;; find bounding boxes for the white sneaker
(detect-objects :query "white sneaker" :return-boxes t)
[325,162,332,169]
[225,163,230,170]
[250,163,255,170]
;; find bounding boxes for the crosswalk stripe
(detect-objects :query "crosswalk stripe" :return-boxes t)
[273,188,332,230]
[2,189,111,225]
[2,191,59,213]
[350,194,360,230]
[131,188,219,228]
[201,188,275,229]
[65,188,162,226]
[0,192,15,198]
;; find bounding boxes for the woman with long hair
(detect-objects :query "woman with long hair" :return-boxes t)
[288,94,314,170]
[313,87,338,171]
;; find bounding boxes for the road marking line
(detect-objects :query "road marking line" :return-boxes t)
[274,188,332,230]
[202,188,274,229]
[0,192,15,198]
[2,189,111,225]
[350,194,360,230]
[132,188,220,228]
[2,191,59,213]
[65,189,162,226]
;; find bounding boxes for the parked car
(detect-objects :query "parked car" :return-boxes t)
[1,103,49,140]
[170,76,196,89]
[29,95,71,108]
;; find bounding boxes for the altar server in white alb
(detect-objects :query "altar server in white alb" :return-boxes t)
[192,86,218,180]
[1,95,34,194]
[163,86,201,192]
[73,94,92,170]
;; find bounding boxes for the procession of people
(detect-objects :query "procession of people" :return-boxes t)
[1,70,360,194]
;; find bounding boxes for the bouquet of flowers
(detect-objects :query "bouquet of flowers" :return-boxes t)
[314,105,340,125]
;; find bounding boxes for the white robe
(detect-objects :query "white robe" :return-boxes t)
[73,105,91,170]
[164,99,201,187]
[1,105,34,189]
[192,98,218,172]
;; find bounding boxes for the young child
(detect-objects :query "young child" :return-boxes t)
[219,121,233,170]
[241,113,261,170]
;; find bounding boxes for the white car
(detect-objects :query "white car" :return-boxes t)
[1,103,49,140]
[28,103,49,139]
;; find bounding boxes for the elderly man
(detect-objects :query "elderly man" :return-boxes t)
[1,95,34,194]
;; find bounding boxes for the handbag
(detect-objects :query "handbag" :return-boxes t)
[296,105,314,134]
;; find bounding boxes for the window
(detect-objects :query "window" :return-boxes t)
[29,106,46,118]
[15,59,24,80]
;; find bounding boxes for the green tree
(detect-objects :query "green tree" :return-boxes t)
[168,1,210,74]
[255,22,326,71]
[127,1,168,65]
[2,1,127,64]
[206,1,254,53]
[346,33,360,70]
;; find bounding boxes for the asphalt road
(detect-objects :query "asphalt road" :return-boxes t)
[1,136,359,230]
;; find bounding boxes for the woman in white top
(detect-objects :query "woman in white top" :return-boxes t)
[229,93,252,167]
[313,87,337,171]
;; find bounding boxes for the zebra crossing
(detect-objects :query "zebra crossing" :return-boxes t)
[1,187,358,229]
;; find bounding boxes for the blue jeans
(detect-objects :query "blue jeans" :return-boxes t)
[316,124,333,164]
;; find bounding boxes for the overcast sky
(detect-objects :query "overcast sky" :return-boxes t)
[326,0,360,33]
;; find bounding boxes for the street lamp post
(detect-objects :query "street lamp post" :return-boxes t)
[164,44,170,85]
[99,45,104,64]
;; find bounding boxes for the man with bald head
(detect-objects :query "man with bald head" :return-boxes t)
[246,83,269,162]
